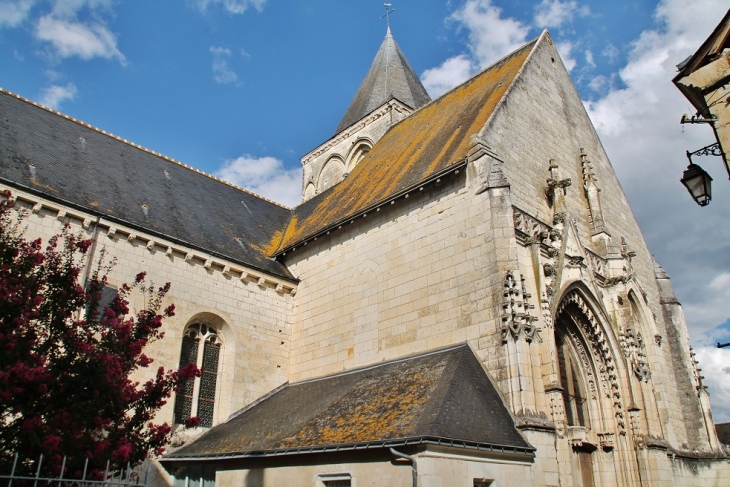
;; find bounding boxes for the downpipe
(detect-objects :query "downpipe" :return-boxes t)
[390,448,417,487]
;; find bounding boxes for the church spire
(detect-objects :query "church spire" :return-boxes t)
[333,28,431,136]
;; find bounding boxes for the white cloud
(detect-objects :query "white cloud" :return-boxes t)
[421,54,473,99]
[36,15,124,63]
[585,49,595,67]
[555,40,576,71]
[0,0,35,28]
[450,0,530,69]
[215,155,302,208]
[39,82,77,109]
[210,46,239,85]
[33,1,124,64]
[421,0,531,98]
[602,43,620,64]
[195,0,266,15]
[694,346,730,423]
[534,0,589,29]
[421,0,586,97]
[682,273,730,335]
[588,74,608,93]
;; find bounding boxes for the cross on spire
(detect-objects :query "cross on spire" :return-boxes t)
[380,2,395,30]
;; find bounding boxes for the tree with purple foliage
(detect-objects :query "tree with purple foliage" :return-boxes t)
[0,191,200,479]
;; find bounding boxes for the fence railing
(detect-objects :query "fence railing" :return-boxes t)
[0,454,150,487]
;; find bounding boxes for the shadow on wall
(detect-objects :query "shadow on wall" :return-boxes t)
[245,469,264,487]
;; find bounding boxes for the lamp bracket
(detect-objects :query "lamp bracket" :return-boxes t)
[680,114,717,125]
[687,142,723,160]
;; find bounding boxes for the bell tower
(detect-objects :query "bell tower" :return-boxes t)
[300,25,431,202]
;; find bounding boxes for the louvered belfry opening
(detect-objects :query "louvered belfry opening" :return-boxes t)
[173,324,221,428]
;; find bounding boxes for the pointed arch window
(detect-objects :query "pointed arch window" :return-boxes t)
[174,323,221,428]
[556,330,589,428]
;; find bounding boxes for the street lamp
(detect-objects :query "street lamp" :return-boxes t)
[681,143,723,206]
[681,162,712,206]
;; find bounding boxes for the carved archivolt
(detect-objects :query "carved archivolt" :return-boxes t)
[568,329,598,400]
[501,271,541,343]
[557,289,626,435]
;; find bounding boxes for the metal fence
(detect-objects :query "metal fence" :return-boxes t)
[0,454,150,487]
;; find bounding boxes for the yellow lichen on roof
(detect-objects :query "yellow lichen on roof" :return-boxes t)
[276,40,536,252]
[274,366,441,448]
[253,228,285,256]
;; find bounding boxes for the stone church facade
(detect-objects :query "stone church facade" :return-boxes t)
[1,29,728,486]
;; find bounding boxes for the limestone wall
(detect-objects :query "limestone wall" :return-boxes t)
[211,449,535,487]
[284,171,505,382]
[1,185,294,428]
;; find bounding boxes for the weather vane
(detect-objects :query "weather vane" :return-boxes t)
[381,2,395,29]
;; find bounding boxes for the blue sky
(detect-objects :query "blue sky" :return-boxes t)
[3,0,730,421]
[0,0,662,186]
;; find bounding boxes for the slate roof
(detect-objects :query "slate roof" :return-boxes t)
[334,27,431,136]
[717,422,730,446]
[165,344,533,460]
[275,38,537,253]
[0,89,294,280]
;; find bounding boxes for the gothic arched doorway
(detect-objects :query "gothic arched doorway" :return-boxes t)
[554,289,620,487]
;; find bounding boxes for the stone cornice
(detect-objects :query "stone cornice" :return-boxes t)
[1,185,298,292]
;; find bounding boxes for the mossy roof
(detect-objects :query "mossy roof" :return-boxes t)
[274,39,536,254]
[165,345,532,460]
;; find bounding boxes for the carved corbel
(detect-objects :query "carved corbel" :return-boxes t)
[598,432,615,451]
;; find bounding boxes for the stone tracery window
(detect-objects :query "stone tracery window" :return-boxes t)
[173,323,221,428]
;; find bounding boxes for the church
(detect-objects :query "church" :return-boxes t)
[1,26,728,486]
